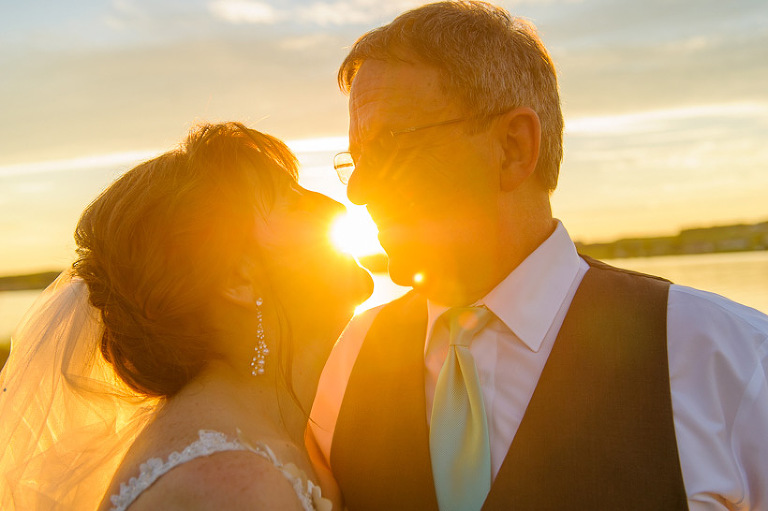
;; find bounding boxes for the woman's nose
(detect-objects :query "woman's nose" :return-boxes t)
[305,189,346,218]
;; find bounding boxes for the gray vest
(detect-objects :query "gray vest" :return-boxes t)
[331,258,688,510]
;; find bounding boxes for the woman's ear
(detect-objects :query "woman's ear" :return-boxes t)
[220,256,262,308]
[496,107,541,192]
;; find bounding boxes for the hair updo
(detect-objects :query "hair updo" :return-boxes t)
[73,122,299,397]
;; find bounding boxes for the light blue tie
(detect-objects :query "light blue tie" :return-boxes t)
[430,306,493,511]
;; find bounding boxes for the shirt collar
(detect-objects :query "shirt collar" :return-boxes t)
[425,221,581,353]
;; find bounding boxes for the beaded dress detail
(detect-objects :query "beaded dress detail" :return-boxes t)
[109,430,330,511]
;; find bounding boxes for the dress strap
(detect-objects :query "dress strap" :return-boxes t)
[109,430,266,510]
[109,429,330,511]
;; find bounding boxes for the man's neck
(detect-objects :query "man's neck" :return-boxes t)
[419,216,557,307]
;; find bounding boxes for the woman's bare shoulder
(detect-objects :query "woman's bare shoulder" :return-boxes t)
[127,448,305,511]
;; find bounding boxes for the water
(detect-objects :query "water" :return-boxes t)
[2,250,767,348]
[606,251,768,313]
[0,289,43,344]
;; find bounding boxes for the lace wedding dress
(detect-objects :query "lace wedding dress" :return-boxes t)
[0,274,331,511]
[108,430,331,511]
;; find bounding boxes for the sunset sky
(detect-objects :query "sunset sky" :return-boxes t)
[1,0,767,275]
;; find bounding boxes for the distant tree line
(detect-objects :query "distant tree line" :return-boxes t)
[1,344,8,371]
[577,220,768,260]
[0,270,61,292]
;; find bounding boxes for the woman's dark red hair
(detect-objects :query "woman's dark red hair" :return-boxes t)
[73,122,298,397]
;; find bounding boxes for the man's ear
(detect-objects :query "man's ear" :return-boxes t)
[220,256,262,308]
[496,107,541,192]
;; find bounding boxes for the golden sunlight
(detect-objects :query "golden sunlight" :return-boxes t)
[330,208,383,257]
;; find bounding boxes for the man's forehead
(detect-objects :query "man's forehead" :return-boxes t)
[348,60,452,137]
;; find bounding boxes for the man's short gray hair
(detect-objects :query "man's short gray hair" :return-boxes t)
[338,1,564,192]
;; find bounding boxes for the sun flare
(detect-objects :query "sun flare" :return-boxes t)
[330,208,383,258]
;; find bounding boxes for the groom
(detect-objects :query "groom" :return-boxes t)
[308,2,768,510]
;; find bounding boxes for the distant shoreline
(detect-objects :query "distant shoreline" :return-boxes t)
[1,219,768,289]
[575,220,768,260]
[1,343,8,370]
[0,270,61,292]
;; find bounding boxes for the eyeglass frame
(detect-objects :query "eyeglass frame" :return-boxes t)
[333,116,470,185]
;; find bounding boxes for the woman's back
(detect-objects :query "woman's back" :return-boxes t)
[105,431,310,511]
[99,370,330,511]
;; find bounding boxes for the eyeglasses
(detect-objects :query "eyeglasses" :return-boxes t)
[333,116,468,185]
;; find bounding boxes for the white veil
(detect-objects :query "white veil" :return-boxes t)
[0,271,160,510]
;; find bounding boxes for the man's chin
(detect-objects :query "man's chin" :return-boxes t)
[386,256,422,288]
[380,236,436,288]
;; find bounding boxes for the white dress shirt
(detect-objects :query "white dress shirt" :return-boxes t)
[309,221,768,511]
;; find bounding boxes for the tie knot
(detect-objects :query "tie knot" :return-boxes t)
[445,306,492,347]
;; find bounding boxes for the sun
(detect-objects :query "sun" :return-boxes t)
[330,207,382,257]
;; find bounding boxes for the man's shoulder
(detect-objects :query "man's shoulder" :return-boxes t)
[325,303,390,368]
[667,284,768,388]
[669,284,768,339]
[580,254,670,284]
[339,304,387,344]
[666,286,768,506]
[341,290,422,342]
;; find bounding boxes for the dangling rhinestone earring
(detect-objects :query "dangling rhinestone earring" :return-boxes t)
[250,297,269,376]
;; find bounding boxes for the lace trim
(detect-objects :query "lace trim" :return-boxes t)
[109,429,331,511]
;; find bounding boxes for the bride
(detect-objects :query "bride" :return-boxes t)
[0,122,373,510]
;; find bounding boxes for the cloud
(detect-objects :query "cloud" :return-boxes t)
[206,0,427,27]
[296,2,378,26]
[278,32,338,50]
[663,35,715,52]
[208,0,284,24]
[293,0,430,25]
[566,102,768,135]
[0,151,160,178]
